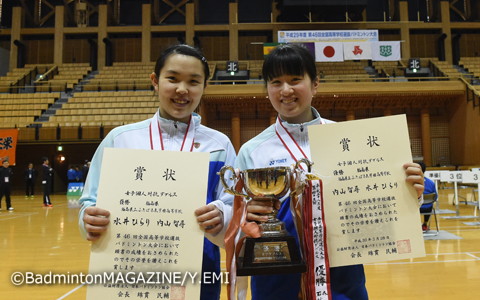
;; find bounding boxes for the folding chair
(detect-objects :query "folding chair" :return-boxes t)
[421,192,439,236]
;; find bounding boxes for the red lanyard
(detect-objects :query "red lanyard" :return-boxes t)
[275,116,324,166]
[149,113,195,152]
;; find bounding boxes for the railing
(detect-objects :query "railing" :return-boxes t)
[459,77,480,107]
[2,72,478,91]
[1,75,464,93]
[208,75,456,85]
[34,65,58,84]
[0,67,37,93]
[0,84,67,93]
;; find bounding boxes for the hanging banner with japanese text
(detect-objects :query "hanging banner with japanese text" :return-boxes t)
[87,148,210,300]
[278,30,379,43]
[0,129,19,165]
[308,115,425,267]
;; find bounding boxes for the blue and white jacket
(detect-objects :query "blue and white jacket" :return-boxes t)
[78,111,236,300]
[234,107,368,300]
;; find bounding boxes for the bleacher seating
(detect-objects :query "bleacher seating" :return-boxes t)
[0,92,59,128]
[208,60,373,82]
[0,66,38,92]
[316,61,373,81]
[2,58,474,133]
[459,57,480,79]
[42,90,156,127]
[249,60,263,79]
[82,62,154,91]
[34,63,92,91]
[372,61,405,77]
[429,58,463,77]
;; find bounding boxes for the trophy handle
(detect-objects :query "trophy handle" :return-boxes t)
[218,165,248,198]
[295,158,313,172]
[290,158,314,198]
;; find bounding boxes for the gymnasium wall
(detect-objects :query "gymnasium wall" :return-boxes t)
[448,97,480,165]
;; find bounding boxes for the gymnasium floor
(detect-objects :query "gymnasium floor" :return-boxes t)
[1,187,479,300]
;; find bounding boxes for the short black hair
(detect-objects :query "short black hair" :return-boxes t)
[41,157,49,163]
[419,162,427,173]
[154,44,209,85]
[262,44,317,83]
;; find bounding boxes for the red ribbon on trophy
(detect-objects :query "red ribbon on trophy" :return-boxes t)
[224,179,258,300]
[291,174,332,300]
[224,163,332,300]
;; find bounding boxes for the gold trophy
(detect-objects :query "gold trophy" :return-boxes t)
[219,159,311,276]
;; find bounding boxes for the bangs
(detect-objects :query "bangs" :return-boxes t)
[263,52,306,81]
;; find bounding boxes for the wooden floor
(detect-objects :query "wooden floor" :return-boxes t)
[1,187,479,300]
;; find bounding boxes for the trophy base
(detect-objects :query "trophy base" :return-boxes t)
[236,236,306,276]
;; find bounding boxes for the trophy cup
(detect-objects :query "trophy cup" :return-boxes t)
[219,159,311,276]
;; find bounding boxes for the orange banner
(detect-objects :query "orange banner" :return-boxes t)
[0,129,19,166]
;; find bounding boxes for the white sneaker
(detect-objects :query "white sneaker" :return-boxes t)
[8,207,14,211]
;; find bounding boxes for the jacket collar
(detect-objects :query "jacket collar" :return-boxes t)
[278,107,323,134]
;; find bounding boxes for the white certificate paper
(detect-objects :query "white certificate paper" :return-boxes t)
[309,114,425,267]
[86,148,209,300]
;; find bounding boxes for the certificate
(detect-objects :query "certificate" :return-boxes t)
[86,148,209,300]
[309,114,425,267]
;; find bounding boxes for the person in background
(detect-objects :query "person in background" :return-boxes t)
[419,162,438,231]
[67,165,76,183]
[81,160,90,182]
[41,157,54,207]
[24,162,37,198]
[74,166,83,182]
[78,44,236,300]
[0,159,14,211]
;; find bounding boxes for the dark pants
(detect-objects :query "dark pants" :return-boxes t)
[42,183,52,205]
[420,204,433,223]
[0,185,12,209]
[26,179,35,196]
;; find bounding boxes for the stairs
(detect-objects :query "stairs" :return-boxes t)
[454,64,480,85]
[364,66,377,77]
[73,71,98,93]
[34,91,69,124]
[31,71,99,127]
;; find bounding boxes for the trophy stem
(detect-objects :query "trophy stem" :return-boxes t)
[260,209,288,237]
[266,208,278,222]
